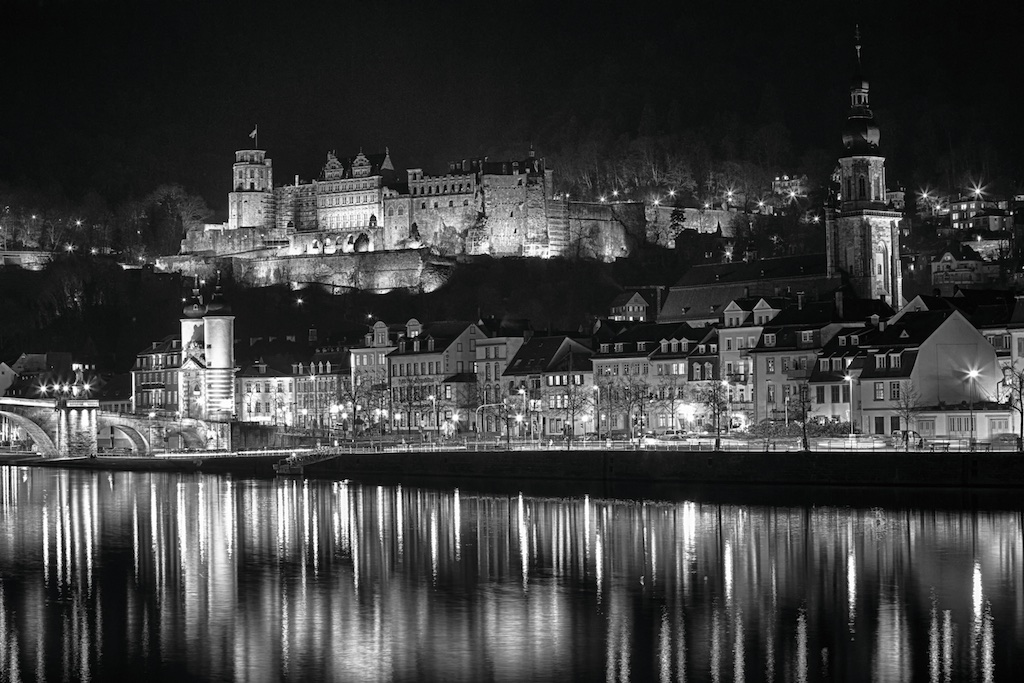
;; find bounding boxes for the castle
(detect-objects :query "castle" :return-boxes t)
[174,147,644,288]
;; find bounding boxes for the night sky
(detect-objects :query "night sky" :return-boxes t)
[3,0,1022,216]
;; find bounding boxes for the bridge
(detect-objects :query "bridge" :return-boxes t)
[0,397,229,457]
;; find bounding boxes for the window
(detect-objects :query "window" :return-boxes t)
[839,336,846,346]
[891,416,901,433]
[890,382,900,400]
[726,338,733,351]
[764,334,776,347]
[875,355,885,369]
[782,357,790,372]
[820,359,829,371]
[766,358,775,374]
[831,358,842,371]
[816,386,826,404]
[801,331,813,343]
[890,354,900,368]
[693,364,702,381]
[766,384,776,403]
[830,385,841,403]
[444,385,452,399]
[874,382,884,400]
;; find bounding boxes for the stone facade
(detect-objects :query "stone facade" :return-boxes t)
[159,248,455,294]
[174,146,638,291]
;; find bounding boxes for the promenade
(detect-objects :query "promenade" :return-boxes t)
[5,438,1021,489]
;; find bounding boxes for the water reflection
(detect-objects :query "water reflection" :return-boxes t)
[0,465,1022,681]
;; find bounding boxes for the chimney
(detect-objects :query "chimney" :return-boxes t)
[743,286,750,297]
[879,320,887,331]
[835,291,844,319]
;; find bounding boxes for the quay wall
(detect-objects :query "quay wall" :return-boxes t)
[305,449,1024,488]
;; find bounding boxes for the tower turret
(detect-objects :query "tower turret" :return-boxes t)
[228,148,274,229]
[203,273,236,421]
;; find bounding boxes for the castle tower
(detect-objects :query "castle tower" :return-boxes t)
[825,28,904,307]
[202,276,236,421]
[228,149,274,229]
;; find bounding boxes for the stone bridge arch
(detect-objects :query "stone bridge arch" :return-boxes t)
[97,413,215,455]
[0,409,58,457]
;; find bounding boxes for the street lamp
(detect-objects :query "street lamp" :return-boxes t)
[428,394,437,435]
[517,387,527,440]
[721,379,730,435]
[844,375,855,437]
[968,369,979,449]
[592,385,601,440]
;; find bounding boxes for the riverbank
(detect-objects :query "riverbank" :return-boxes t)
[0,452,281,476]
[4,448,1024,489]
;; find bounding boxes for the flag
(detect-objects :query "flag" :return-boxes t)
[249,125,257,139]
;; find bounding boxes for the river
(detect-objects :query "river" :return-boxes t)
[0,465,1021,681]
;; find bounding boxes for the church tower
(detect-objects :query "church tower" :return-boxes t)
[826,28,904,308]
[227,149,274,229]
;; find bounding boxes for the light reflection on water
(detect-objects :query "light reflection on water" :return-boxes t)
[0,465,1022,682]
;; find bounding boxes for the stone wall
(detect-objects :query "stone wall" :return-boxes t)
[231,248,455,293]
[305,448,1024,488]
[181,225,289,255]
[562,201,641,260]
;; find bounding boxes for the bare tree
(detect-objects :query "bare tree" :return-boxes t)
[1002,366,1024,450]
[892,380,924,451]
[696,380,728,450]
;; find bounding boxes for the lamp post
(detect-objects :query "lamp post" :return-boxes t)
[518,387,527,440]
[968,369,979,449]
[148,411,156,454]
[845,374,855,437]
[721,379,730,435]
[592,385,601,440]
[428,394,437,437]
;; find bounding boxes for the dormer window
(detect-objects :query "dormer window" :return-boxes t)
[413,340,420,352]
[764,334,776,347]
[851,336,859,346]
[819,359,828,371]
[889,353,901,368]
[428,338,435,351]
[800,331,813,343]
[614,343,624,352]
[875,355,885,369]
[637,342,646,352]
[600,344,610,353]
[697,344,705,353]
[839,336,847,346]
[661,341,668,352]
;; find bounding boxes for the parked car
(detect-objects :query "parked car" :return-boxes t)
[989,433,1021,450]
[890,430,923,448]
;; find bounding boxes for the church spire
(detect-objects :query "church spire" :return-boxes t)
[854,24,861,69]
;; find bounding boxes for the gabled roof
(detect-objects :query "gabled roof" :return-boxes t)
[609,291,649,308]
[504,336,592,376]
[671,254,828,288]
[390,321,477,357]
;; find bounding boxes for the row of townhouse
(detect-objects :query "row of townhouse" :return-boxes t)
[587,290,1016,442]
[128,286,1024,442]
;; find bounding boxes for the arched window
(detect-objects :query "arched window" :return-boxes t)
[858,176,866,199]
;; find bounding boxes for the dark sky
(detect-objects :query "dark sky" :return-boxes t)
[3,0,1021,216]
